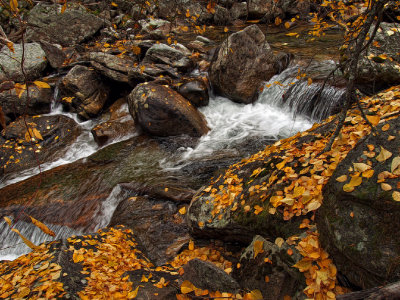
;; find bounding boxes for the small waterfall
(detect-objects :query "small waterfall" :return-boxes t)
[0,218,83,261]
[259,62,346,121]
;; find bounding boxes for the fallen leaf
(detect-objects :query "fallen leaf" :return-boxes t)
[382,123,390,131]
[253,240,264,258]
[33,80,50,89]
[30,216,55,236]
[181,280,195,294]
[393,191,400,202]
[179,207,186,215]
[336,175,347,182]
[376,146,392,162]
[391,157,400,174]
[366,115,380,126]
[343,184,355,192]
[275,237,284,248]
[349,176,362,187]
[353,163,371,172]
[381,183,392,191]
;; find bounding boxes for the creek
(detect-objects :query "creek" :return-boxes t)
[0,27,345,261]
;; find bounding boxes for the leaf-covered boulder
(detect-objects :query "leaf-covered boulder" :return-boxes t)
[209,25,289,104]
[316,113,400,289]
[26,3,104,46]
[59,65,110,120]
[127,82,209,137]
[0,115,81,181]
[0,43,47,82]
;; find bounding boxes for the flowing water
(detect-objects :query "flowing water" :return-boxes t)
[0,59,345,260]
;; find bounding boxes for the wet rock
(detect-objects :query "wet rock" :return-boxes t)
[213,5,232,25]
[0,43,47,82]
[0,115,81,180]
[183,258,240,293]
[317,115,400,289]
[234,235,304,299]
[127,82,209,137]
[143,44,193,72]
[26,3,104,46]
[109,194,189,265]
[89,52,137,84]
[209,25,284,104]
[355,22,400,94]
[178,78,209,107]
[59,65,110,120]
[229,2,247,20]
[91,98,135,147]
[39,41,66,69]
[156,0,213,24]
[0,82,52,121]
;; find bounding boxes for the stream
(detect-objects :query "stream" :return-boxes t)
[0,29,345,261]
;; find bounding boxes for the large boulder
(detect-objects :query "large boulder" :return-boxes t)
[0,115,81,181]
[59,65,110,120]
[354,22,400,94]
[0,81,52,121]
[209,25,288,104]
[0,43,47,82]
[317,114,400,289]
[177,78,209,107]
[127,82,209,137]
[26,3,104,46]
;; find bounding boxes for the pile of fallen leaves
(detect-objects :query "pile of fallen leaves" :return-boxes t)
[195,86,400,298]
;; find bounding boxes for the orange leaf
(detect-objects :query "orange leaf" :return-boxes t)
[33,80,50,89]
[181,280,195,294]
[30,216,55,236]
[253,240,264,258]
[11,228,38,250]
[366,115,380,126]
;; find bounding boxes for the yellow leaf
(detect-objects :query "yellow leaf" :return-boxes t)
[349,176,362,187]
[4,216,12,226]
[33,80,51,89]
[250,289,263,300]
[188,240,194,251]
[353,163,371,172]
[362,169,374,178]
[293,259,312,271]
[305,200,321,211]
[61,3,67,13]
[381,183,392,191]
[366,115,380,126]
[14,83,26,98]
[376,146,392,162]
[179,206,186,215]
[181,280,195,294]
[382,123,390,131]
[111,2,118,6]
[185,9,190,18]
[276,160,286,170]
[307,78,312,85]
[393,191,400,202]
[33,128,43,140]
[140,65,145,74]
[281,197,294,206]
[11,228,38,250]
[275,237,284,248]
[6,41,14,53]
[286,32,298,36]
[253,240,264,258]
[336,175,347,182]
[275,17,282,25]
[224,27,228,33]
[15,287,30,298]
[343,184,354,192]
[128,286,140,298]
[391,156,400,174]
[30,216,55,236]
[73,252,84,263]
[167,37,172,44]
[284,22,291,29]
[10,0,18,12]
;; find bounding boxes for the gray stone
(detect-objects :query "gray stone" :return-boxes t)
[0,43,47,82]
[26,3,104,46]
[143,43,192,71]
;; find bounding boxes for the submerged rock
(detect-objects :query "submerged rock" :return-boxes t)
[209,25,289,104]
[127,82,209,137]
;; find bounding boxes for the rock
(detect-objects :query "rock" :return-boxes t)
[0,43,47,82]
[355,22,400,94]
[234,235,305,299]
[39,41,66,69]
[0,81,52,121]
[183,258,240,293]
[91,98,135,146]
[127,82,209,137]
[317,115,400,289]
[139,18,172,40]
[209,25,283,104]
[59,65,110,120]
[0,115,81,180]
[109,194,189,265]
[156,0,213,24]
[26,3,104,46]
[213,5,232,25]
[89,52,137,84]
[143,43,193,72]
[178,78,209,107]
[229,2,247,20]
